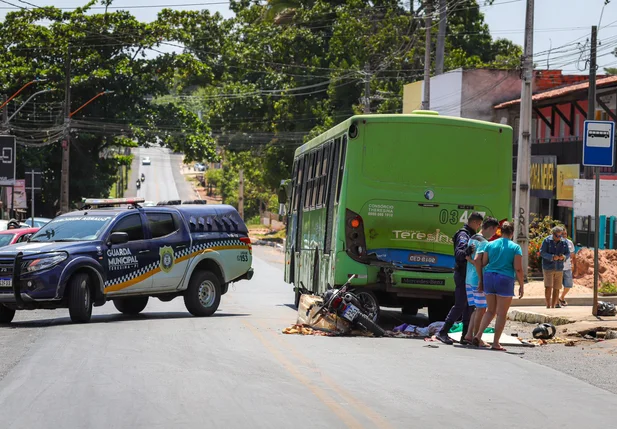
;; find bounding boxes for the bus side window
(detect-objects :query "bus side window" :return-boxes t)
[294,156,305,213]
[304,152,315,210]
[336,135,348,203]
[311,148,323,208]
[290,159,299,212]
[318,142,330,206]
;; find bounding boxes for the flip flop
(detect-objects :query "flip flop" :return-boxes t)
[491,345,507,352]
[559,299,568,307]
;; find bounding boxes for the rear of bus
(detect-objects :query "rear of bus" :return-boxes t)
[336,112,512,316]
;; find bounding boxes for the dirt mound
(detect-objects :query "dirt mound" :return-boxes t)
[574,248,617,288]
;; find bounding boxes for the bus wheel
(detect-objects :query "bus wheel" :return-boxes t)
[428,299,453,323]
[356,290,380,322]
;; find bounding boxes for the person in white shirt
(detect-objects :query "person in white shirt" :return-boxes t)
[559,229,576,307]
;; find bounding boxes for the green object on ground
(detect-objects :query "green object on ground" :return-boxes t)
[449,322,494,334]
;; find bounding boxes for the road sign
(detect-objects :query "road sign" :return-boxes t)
[583,120,615,167]
[25,168,42,193]
[0,135,16,186]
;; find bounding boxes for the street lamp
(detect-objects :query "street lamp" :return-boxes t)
[69,90,115,118]
[0,78,48,111]
[6,88,56,123]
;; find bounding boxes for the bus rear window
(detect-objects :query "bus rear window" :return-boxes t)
[361,122,507,190]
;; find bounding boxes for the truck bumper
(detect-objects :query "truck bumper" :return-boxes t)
[237,268,254,281]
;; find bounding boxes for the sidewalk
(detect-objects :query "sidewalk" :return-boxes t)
[511,280,617,307]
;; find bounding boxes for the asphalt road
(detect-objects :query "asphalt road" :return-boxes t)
[1,150,617,428]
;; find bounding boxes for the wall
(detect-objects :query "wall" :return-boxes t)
[402,81,423,114]
[461,69,522,122]
[424,69,463,116]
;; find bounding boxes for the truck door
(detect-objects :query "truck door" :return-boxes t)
[146,211,190,292]
[104,213,153,295]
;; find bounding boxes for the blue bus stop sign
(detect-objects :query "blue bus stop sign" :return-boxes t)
[583,120,615,167]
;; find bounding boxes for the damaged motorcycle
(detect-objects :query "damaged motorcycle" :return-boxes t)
[317,275,386,337]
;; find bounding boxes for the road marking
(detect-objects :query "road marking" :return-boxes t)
[258,321,394,429]
[242,321,365,429]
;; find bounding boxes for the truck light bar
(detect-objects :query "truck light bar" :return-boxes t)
[82,197,145,206]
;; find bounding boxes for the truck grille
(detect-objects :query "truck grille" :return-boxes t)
[0,259,14,278]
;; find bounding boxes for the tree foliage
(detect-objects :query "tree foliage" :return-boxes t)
[0,0,521,218]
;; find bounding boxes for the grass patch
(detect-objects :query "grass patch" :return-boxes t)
[600,282,617,295]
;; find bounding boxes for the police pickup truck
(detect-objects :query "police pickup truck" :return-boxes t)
[0,198,254,324]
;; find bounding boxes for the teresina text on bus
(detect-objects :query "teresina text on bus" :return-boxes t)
[392,229,452,244]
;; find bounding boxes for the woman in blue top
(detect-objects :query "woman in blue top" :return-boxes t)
[472,222,525,351]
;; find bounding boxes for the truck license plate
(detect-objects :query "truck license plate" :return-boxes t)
[0,279,12,288]
[342,304,360,322]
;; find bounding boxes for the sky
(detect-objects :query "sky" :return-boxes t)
[0,0,615,74]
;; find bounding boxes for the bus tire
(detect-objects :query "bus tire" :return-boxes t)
[355,290,380,322]
[0,304,15,324]
[68,273,93,324]
[428,299,453,323]
[184,270,221,317]
[114,296,149,315]
[401,306,419,316]
[354,313,385,337]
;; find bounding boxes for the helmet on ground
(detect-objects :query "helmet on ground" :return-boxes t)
[532,323,556,340]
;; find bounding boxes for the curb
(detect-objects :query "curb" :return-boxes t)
[507,309,575,326]
[511,296,617,307]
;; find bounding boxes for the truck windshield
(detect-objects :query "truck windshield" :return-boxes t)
[30,216,114,242]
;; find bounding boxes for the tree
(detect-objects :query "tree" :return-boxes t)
[158,0,522,216]
[0,4,217,214]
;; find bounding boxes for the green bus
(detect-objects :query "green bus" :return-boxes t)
[279,111,512,321]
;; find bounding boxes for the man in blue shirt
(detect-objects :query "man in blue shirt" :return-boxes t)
[436,212,484,345]
[540,226,570,308]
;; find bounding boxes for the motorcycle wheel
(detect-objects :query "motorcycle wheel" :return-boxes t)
[355,290,380,322]
[354,312,385,337]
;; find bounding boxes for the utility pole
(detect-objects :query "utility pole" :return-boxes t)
[238,169,244,219]
[514,0,534,280]
[435,0,447,75]
[421,1,432,110]
[60,47,70,214]
[585,26,598,180]
[363,62,371,114]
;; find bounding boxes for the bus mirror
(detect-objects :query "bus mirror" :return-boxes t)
[278,179,291,205]
[277,187,287,205]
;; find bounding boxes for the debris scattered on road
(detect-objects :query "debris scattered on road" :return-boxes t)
[282,324,334,336]
[565,340,577,347]
[528,337,570,345]
[605,330,617,340]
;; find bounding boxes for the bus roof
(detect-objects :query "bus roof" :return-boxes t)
[294,112,512,157]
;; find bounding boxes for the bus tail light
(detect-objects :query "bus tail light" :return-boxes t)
[345,209,367,261]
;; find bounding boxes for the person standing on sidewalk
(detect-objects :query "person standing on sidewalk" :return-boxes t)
[559,229,576,307]
[540,226,570,309]
[436,212,484,345]
[462,217,500,345]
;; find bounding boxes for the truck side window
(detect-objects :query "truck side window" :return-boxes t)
[112,214,144,241]
[146,213,177,238]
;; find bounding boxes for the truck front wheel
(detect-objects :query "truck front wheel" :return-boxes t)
[184,271,221,317]
[0,304,15,324]
[114,297,149,315]
[68,273,93,323]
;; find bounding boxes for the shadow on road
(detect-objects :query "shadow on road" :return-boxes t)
[1,311,252,329]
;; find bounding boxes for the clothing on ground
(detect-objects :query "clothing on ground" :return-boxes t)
[540,235,570,271]
[449,322,494,334]
[484,237,522,279]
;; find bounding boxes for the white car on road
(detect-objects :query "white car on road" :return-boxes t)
[142,157,151,165]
